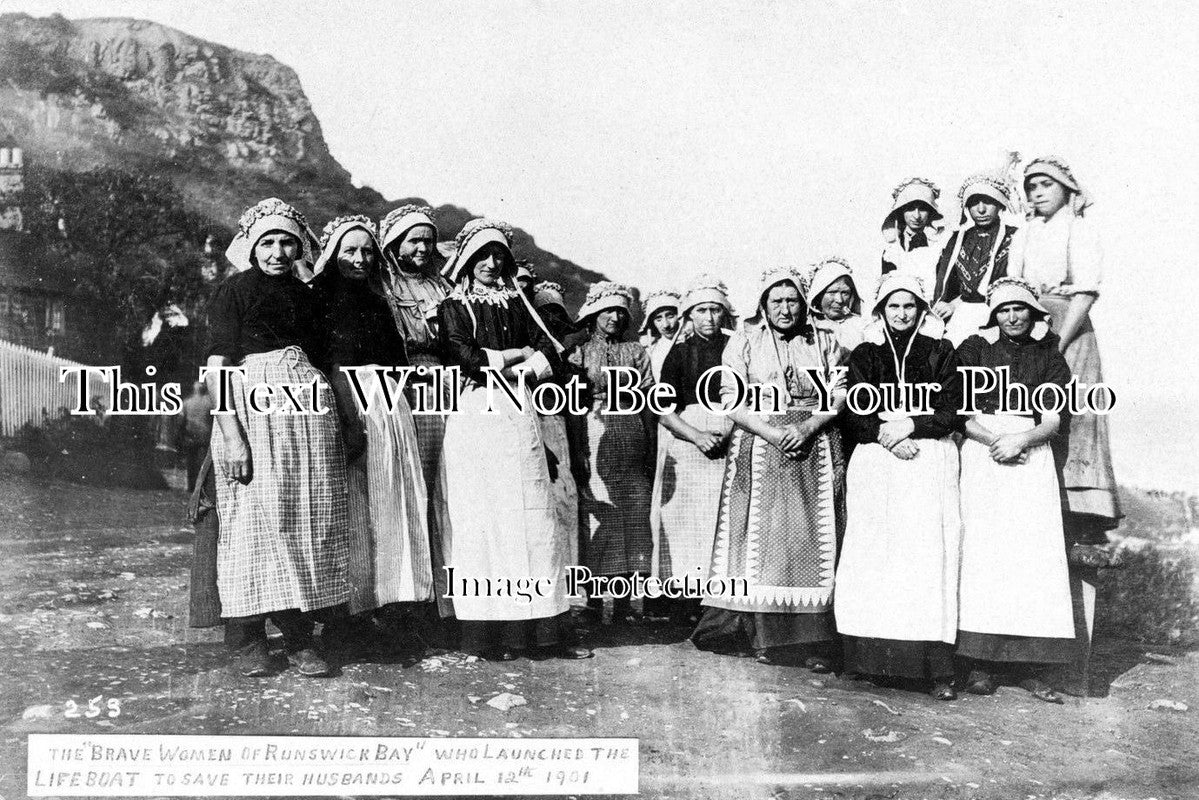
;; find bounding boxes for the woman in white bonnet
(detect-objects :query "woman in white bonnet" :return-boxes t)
[205,198,350,678]
[880,177,944,290]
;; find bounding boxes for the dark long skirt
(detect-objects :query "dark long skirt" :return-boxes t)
[692,608,836,651]
[459,612,578,654]
[842,635,955,680]
[956,631,1074,664]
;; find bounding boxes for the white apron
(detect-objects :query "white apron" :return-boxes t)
[345,366,433,614]
[835,436,961,643]
[943,301,992,347]
[958,414,1074,638]
[441,385,570,621]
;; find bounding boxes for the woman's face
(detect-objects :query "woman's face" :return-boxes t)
[596,307,628,337]
[253,231,300,276]
[650,307,679,338]
[818,277,855,321]
[765,282,801,332]
[336,229,376,281]
[966,195,1002,227]
[396,224,436,270]
[901,203,931,232]
[995,301,1034,338]
[690,302,724,339]
[470,243,508,288]
[883,290,921,333]
[1025,175,1070,218]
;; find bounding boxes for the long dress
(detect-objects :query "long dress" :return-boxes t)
[437,284,574,650]
[932,223,1017,346]
[325,276,432,615]
[568,335,655,577]
[955,326,1076,664]
[1008,211,1120,528]
[650,332,732,586]
[382,265,456,616]
[835,325,963,680]
[691,322,847,652]
[206,267,349,618]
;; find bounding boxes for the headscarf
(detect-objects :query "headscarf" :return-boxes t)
[1023,155,1093,216]
[379,204,439,266]
[755,265,810,335]
[533,280,567,312]
[224,198,317,273]
[803,257,861,318]
[314,215,385,290]
[578,281,635,326]
[983,277,1049,326]
[638,289,681,335]
[957,173,1012,224]
[882,177,943,233]
[679,274,732,317]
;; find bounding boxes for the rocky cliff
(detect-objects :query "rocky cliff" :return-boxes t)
[0,13,603,302]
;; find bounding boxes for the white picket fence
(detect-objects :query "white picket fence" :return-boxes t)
[0,339,109,437]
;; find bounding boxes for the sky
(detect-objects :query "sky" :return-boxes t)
[5,0,1199,492]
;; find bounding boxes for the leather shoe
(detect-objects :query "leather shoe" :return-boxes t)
[929,681,958,701]
[481,647,517,662]
[235,641,273,678]
[1019,678,1064,704]
[540,645,593,660]
[804,656,834,674]
[964,670,996,695]
[287,648,331,677]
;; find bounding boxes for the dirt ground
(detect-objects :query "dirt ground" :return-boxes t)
[0,473,1196,800]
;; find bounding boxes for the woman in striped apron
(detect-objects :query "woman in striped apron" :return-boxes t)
[206,198,349,678]
[316,215,433,660]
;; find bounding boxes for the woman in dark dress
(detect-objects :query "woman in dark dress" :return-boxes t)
[834,272,964,699]
[206,198,348,678]
[437,218,591,661]
[956,278,1075,703]
[316,215,433,659]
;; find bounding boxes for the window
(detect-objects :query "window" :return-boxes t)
[46,298,64,332]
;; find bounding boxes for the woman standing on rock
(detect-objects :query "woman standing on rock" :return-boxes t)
[569,282,657,620]
[315,215,433,660]
[436,219,590,661]
[835,273,964,700]
[206,198,348,678]
[691,267,847,671]
[955,278,1075,704]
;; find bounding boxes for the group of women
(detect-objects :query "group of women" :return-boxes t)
[201,156,1120,705]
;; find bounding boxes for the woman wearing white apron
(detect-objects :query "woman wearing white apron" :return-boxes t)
[649,275,735,625]
[836,273,964,700]
[316,216,433,661]
[436,218,591,661]
[880,177,944,291]
[931,174,1020,346]
[956,278,1075,704]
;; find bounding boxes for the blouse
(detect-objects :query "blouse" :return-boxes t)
[206,267,323,366]
[955,327,1072,432]
[933,224,1017,303]
[437,285,561,383]
[845,329,963,444]
[567,334,653,409]
[659,332,729,408]
[721,323,846,411]
[1008,211,1103,296]
[384,266,453,359]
